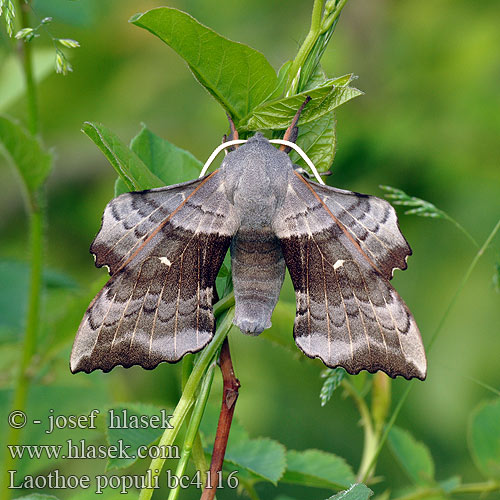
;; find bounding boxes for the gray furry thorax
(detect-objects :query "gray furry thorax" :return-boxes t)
[220,133,290,228]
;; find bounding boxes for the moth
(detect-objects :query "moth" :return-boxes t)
[71,110,427,380]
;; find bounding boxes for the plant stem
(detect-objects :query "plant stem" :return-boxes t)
[191,433,209,490]
[138,307,235,500]
[167,362,215,500]
[18,0,38,136]
[287,0,324,95]
[179,353,210,486]
[442,213,478,247]
[342,380,377,482]
[3,2,43,496]
[201,337,240,500]
[361,217,500,483]
[213,291,234,317]
[3,208,43,496]
[3,193,44,499]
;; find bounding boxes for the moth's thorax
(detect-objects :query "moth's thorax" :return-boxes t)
[221,134,290,228]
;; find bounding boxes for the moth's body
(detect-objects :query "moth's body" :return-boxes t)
[71,132,427,380]
[222,135,289,335]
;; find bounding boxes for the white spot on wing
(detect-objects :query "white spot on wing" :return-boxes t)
[159,257,172,267]
[333,259,345,270]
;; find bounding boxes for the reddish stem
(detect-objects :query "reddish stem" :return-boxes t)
[200,337,240,500]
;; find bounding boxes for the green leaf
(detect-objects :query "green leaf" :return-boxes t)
[0,260,30,339]
[327,484,373,500]
[1,385,110,477]
[105,403,173,470]
[282,449,355,489]
[115,124,203,195]
[0,115,52,194]
[469,398,500,479]
[130,7,278,120]
[0,49,55,111]
[200,404,285,484]
[439,476,461,493]
[320,368,345,406]
[493,258,500,293]
[71,493,138,500]
[82,121,164,192]
[223,437,287,485]
[131,124,202,184]
[0,259,77,342]
[388,426,435,485]
[267,60,293,101]
[239,75,362,131]
[292,111,336,174]
[15,495,60,500]
[215,250,232,298]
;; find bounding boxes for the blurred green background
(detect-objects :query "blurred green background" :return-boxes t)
[1,0,499,498]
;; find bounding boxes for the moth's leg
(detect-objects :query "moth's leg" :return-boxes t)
[231,229,285,335]
[280,96,312,152]
[293,165,332,179]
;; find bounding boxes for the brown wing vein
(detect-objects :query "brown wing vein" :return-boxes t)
[91,292,116,354]
[326,196,402,262]
[112,171,219,275]
[148,269,170,358]
[292,171,383,276]
[343,269,373,367]
[196,234,201,346]
[309,234,354,361]
[379,283,407,359]
[111,293,133,350]
[319,247,333,358]
[353,260,390,364]
[305,237,312,351]
[173,253,184,357]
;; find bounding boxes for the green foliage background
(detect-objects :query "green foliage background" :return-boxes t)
[0,0,499,499]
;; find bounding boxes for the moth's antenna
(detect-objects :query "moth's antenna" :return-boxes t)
[270,139,325,185]
[226,113,239,141]
[199,139,247,178]
[280,96,312,152]
[222,113,239,156]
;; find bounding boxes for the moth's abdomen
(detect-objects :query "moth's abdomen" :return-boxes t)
[231,228,285,335]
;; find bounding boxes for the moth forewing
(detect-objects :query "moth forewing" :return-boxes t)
[71,171,239,373]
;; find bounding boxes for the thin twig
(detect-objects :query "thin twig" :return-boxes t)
[200,338,240,500]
